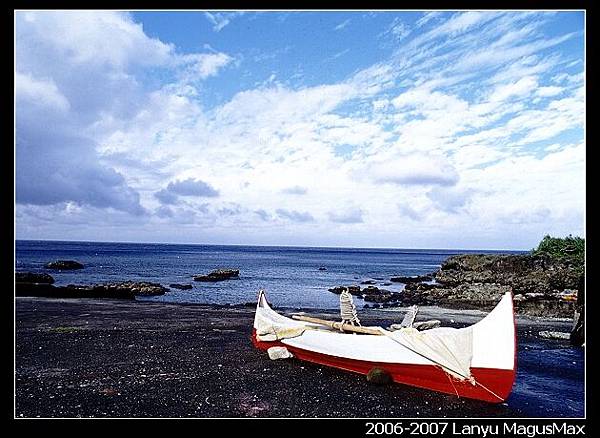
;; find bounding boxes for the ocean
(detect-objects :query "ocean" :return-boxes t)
[15,240,584,417]
[16,240,522,308]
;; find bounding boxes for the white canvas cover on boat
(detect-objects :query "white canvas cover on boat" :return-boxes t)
[387,326,474,381]
[255,308,307,341]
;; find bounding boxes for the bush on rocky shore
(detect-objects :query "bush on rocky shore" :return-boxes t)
[532,235,584,275]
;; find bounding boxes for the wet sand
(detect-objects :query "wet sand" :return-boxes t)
[15,297,582,418]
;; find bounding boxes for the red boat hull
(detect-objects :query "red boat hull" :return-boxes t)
[252,329,515,403]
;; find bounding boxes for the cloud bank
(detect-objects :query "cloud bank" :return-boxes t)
[15,11,585,249]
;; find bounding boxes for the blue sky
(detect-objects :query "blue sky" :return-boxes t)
[15,11,585,249]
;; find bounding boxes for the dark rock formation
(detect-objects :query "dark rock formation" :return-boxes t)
[16,272,55,284]
[390,274,434,283]
[398,254,581,318]
[363,289,397,303]
[328,285,361,296]
[15,279,167,299]
[45,260,84,270]
[362,285,381,294]
[570,275,584,346]
[318,267,327,271]
[169,283,193,290]
[363,293,394,303]
[435,254,579,295]
[193,269,240,282]
[15,282,57,296]
[402,282,512,309]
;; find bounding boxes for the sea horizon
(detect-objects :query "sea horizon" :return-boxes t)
[14,238,531,254]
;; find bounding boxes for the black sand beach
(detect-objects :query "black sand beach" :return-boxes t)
[15,297,582,418]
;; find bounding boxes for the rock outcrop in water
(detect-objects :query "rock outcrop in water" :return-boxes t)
[193,269,240,282]
[399,254,581,318]
[328,285,400,304]
[15,275,167,299]
[390,274,434,283]
[45,260,84,270]
[169,283,193,290]
[16,272,55,284]
[328,285,361,295]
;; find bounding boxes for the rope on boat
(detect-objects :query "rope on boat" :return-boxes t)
[340,288,361,327]
[445,372,460,397]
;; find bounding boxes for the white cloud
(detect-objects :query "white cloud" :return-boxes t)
[15,72,70,111]
[434,11,497,36]
[387,18,411,40]
[204,12,244,32]
[276,209,315,223]
[427,186,473,213]
[328,208,364,224]
[281,186,308,195]
[397,204,425,221]
[179,52,233,80]
[536,85,563,97]
[370,154,460,187]
[16,11,173,70]
[416,12,442,28]
[334,19,351,31]
[489,76,538,102]
[204,12,229,32]
[15,11,585,248]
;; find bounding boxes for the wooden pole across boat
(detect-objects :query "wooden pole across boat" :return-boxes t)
[291,314,384,335]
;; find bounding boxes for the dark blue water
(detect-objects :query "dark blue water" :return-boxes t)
[15,240,522,309]
[510,336,585,418]
[15,240,584,417]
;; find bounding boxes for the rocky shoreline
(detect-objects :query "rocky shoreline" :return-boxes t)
[15,267,241,299]
[328,254,582,317]
[16,252,584,343]
[15,279,168,299]
[325,253,584,345]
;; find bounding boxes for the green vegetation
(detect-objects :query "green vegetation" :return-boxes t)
[532,235,585,273]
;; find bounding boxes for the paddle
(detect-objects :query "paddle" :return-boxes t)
[291,314,384,335]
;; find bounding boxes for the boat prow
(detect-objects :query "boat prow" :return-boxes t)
[252,290,516,403]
